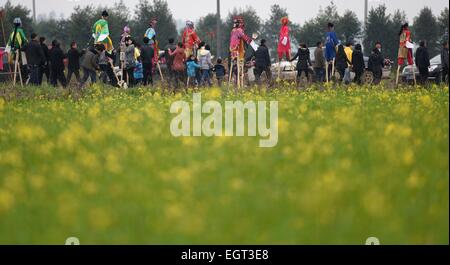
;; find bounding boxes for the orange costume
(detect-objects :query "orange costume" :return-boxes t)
[182,20,201,58]
[398,25,413,65]
[277,17,291,60]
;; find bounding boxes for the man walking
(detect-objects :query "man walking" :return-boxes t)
[415,40,430,85]
[314,41,325,82]
[67,41,82,84]
[253,39,272,87]
[141,37,155,86]
[49,40,67,87]
[39,37,50,84]
[23,33,45,86]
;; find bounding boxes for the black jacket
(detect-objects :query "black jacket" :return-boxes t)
[336,50,351,70]
[254,44,271,68]
[415,46,430,69]
[23,39,46,66]
[368,51,384,74]
[291,48,312,69]
[441,48,449,69]
[352,50,365,74]
[49,46,66,71]
[41,42,50,63]
[67,48,82,70]
[141,44,155,64]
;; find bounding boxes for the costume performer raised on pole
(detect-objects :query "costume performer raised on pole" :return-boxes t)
[277,16,291,79]
[182,20,201,59]
[6,17,28,87]
[228,16,257,90]
[145,18,164,82]
[325,22,339,83]
[92,10,114,54]
[396,23,416,86]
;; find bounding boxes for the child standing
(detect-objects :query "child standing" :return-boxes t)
[213,58,226,87]
[186,55,200,87]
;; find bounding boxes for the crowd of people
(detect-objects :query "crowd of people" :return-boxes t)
[2,13,449,91]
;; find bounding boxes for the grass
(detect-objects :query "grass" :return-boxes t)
[0,82,448,244]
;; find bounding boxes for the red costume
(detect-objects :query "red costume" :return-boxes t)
[182,20,201,58]
[398,26,413,66]
[277,17,291,60]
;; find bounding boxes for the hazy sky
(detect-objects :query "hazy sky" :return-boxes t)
[3,0,449,24]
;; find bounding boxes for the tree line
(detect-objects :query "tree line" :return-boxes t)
[1,0,448,63]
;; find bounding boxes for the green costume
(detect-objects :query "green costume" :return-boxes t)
[7,27,28,51]
[92,18,113,52]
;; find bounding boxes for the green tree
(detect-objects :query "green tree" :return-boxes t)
[261,4,301,58]
[337,10,361,44]
[364,5,405,61]
[33,14,69,49]
[196,13,225,56]
[223,7,261,56]
[0,0,33,46]
[131,0,178,48]
[298,1,340,47]
[438,8,449,41]
[66,5,97,49]
[413,7,439,55]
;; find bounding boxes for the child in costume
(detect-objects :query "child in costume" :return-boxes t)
[182,20,201,59]
[92,11,114,54]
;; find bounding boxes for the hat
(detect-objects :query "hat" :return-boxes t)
[186,20,194,28]
[281,17,289,25]
[102,10,109,17]
[123,25,130,33]
[13,17,22,26]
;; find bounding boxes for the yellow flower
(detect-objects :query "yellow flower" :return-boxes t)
[0,189,14,214]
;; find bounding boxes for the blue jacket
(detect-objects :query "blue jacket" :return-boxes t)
[187,61,200,77]
[134,62,143,79]
[325,31,339,61]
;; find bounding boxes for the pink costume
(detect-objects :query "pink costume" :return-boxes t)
[229,17,252,60]
[277,17,291,60]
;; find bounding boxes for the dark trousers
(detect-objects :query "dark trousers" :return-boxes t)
[372,70,382,85]
[50,68,67,87]
[100,64,118,87]
[81,67,97,85]
[67,68,81,83]
[39,64,50,84]
[217,76,225,87]
[254,66,272,86]
[29,65,41,86]
[354,70,364,85]
[297,68,309,79]
[173,71,185,90]
[419,67,429,84]
[443,67,449,84]
[143,63,153,86]
[200,69,212,86]
[314,67,325,82]
[123,67,135,87]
